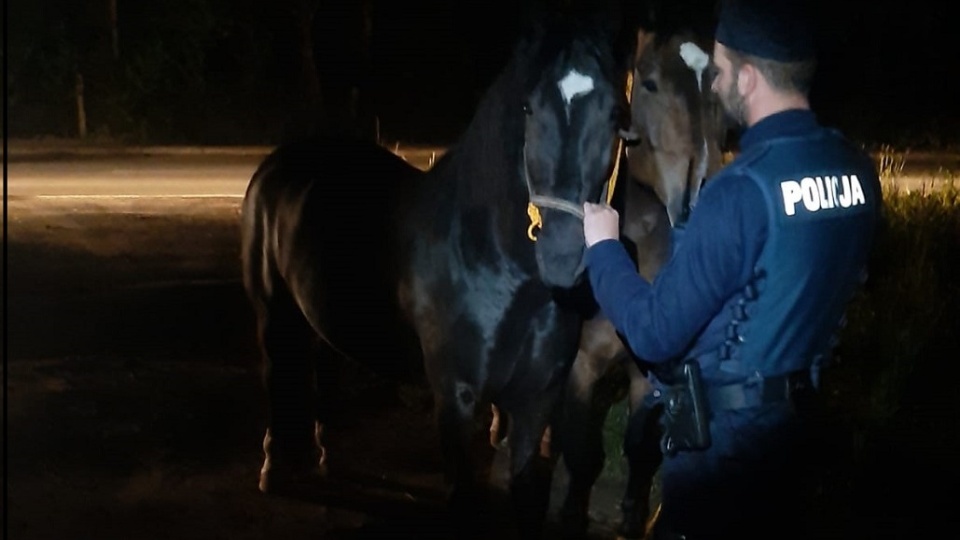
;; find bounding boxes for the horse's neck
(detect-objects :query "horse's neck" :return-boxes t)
[408,114,539,289]
[424,75,528,225]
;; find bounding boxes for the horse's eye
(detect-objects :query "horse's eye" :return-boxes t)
[522,102,533,115]
[641,79,658,93]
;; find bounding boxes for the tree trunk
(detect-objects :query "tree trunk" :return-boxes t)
[286,0,324,139]
[75,69,88,139]
[108,0,119,59]
[312,0,376,140]
[359,0,377,141]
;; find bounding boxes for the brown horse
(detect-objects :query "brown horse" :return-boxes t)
[552,23,729,539]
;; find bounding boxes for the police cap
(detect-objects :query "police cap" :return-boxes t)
[715,0,816,62]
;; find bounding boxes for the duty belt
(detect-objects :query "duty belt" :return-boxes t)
[707,369,813,411]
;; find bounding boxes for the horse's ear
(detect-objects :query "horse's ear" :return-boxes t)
[586,0,621,30]
[634,28,656,64]
[624,0,658,32]
[598,0,651,68]
[639,0,721,36]
[518,0,550,38]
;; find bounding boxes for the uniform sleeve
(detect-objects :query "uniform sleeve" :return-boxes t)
[585,175,767,362]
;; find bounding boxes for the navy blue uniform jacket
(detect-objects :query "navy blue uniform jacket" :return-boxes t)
[586,109,882,386]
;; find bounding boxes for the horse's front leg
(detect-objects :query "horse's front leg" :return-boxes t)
[556,315,630,539]
[618,361,663,539]
[435,379,492,529]
[506,388,562,540]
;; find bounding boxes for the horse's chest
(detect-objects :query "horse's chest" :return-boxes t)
[400,239,542,348]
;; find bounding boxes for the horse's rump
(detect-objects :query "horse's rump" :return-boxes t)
[241,136,425,376]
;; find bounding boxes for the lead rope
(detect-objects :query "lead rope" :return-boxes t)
[527,70,632,241]
[526,138,623,241]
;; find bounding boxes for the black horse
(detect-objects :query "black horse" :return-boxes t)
[554,8,730,538]
[240,5,634,538]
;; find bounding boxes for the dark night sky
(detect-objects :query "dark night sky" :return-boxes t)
[366,0,958,146]
[806,1,957,142]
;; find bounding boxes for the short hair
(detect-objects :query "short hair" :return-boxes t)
[724,46,817,96]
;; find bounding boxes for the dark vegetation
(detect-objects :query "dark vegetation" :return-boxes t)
[7,0,959,149]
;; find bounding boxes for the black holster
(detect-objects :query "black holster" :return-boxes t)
[658,359,711,456]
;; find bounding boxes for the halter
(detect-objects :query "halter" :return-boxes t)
[525,70,632,241]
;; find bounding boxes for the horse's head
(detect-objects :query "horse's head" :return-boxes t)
[626,27,729,226]
[518,15,631,289]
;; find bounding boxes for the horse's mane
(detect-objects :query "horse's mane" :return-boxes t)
[435,46,525,208]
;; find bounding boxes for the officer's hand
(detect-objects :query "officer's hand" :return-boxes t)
[583,202,620,248]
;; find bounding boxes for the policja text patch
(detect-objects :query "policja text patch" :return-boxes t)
[779,175,866,216]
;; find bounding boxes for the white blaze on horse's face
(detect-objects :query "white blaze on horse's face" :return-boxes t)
[679,42,709,91]
[678,41,712,215]
[559,69,595,106]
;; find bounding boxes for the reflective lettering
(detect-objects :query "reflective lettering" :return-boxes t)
[781,180,803,216]
[838,176,851,207]
[815,177,831,209]
[849,174,866,206]
[801,177,819,212]
[780,173,866,216]
[827,176,839,208]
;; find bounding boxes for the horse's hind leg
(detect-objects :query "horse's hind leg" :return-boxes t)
[618,362,663,539]
[256,287,326,496]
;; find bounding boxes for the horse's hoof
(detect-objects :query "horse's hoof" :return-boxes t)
[617,498,650,539]
[258,461,328,497]
[558,517,588,539]
[558,503,590,539]
[444,486,494,538]
[258,426,327,497]
[617,521,645,540]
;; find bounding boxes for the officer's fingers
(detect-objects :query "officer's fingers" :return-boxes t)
[599,204,618,219]
[584,201,614,215]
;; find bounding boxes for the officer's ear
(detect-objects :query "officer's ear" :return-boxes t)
[736,62,759,98]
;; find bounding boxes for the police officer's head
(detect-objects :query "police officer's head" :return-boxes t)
[710,0,818,125]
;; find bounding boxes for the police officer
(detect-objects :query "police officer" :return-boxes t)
[582,0,882,538]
